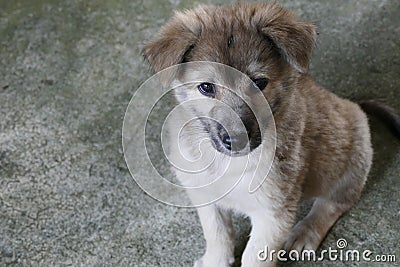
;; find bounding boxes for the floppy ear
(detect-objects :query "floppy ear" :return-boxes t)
[254,3,317,73]
[144,10,203,72]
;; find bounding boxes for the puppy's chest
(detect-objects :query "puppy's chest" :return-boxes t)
[169,131,276,213]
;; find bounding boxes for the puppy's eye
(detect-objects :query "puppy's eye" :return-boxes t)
[252,78,269,90]
[198,82,216,97]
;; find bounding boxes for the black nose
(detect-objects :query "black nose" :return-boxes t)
[221,133,248,152]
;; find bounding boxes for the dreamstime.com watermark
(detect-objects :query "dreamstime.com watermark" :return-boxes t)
[257,238,396,263]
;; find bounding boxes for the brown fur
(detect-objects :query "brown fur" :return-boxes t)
[144,2,397,266]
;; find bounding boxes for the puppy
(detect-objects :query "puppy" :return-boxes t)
[144,2,400,267]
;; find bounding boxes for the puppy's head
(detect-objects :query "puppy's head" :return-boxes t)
[144,2,316,156]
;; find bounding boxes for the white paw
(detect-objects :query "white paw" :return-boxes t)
[193,258,204,267]
[194,255,234,267]
[242,247,277,267]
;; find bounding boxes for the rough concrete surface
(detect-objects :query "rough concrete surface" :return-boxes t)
[0,0,399,266]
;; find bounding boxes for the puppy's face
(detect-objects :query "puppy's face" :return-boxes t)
[145,3,316,156]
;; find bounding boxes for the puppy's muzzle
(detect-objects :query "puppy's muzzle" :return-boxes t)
[209,103,262,156]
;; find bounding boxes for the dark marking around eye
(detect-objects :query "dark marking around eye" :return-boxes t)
[198,82,216,97]
[252,77,269,91]
[228,35,234,47]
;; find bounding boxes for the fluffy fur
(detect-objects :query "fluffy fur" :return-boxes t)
[144,2,400,267]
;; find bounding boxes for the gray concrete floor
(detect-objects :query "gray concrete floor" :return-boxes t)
[0,0,399,266]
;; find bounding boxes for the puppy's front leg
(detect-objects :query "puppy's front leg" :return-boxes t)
[242,213,289,267]
[194,205,235,267]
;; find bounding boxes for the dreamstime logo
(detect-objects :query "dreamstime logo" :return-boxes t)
[336,238,347,249]
[122,62,276,207]
[257,238,397,263]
